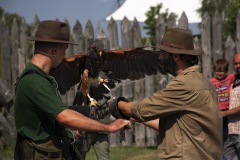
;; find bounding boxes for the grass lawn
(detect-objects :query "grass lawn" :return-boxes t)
[86,146,158,160]
[1,145,158,160]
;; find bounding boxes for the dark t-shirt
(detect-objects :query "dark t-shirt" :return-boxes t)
[14,63,68,141]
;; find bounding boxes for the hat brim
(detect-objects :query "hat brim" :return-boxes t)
[153,45,202,56]
[27,37,77,45]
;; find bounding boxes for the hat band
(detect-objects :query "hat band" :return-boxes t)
[161,42,193,50]
[35,35,69,41]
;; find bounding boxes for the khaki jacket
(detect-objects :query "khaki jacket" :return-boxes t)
[131,65,222,160]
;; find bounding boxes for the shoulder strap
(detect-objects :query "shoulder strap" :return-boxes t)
[14,69,42,93]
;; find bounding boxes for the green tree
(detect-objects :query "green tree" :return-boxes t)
[143,3,169,46]
[197,0,229,18]
[0,7,32,58]
[222,0,240,40]
[0,7,4,16]
[0,7,24,30]
[197,0,240,41]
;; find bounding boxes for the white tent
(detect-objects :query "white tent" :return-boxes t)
[106,0,201,23]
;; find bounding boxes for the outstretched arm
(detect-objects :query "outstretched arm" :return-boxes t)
[140,119,159,131]
[221,106,240,117]
[111,100,160,131]
[56,109,131,133]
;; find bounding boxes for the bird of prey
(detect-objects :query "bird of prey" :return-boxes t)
[50,39,163,106]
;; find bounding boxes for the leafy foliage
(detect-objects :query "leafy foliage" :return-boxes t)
[0,7,32,58]
[0,7,24,30]
[143,3,169,46]
[222,0,240,40]
[196,0,240,42]
[196,0,229,18]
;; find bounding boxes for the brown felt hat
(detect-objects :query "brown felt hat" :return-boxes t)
[28,20,76,45]
[154,28,202,55]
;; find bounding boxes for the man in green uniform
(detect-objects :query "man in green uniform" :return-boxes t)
[13,20,131,160]
[109,28,222,160]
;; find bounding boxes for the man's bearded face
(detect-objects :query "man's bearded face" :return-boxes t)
[159,51,177,76]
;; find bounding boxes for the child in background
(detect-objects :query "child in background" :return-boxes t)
[210,59,235,142]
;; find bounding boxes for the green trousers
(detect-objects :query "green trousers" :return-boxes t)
[71,132,109,160]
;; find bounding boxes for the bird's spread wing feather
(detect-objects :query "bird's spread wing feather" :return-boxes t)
[50,39,163,107]
[102,47,162,80]
[50,53,87,94]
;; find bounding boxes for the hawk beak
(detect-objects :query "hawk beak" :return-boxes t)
[99,51,102,56]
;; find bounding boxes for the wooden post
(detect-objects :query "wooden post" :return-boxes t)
[96,28,109,49]
[31,15,40,36]
[67,19,75,105]
[145,75,159,147]
[155,14,165,45]
[155,13,168,90]
[72,20,83,95]
[144,39,158,147]
[212,11,223,62]
[58,19,75,106]
[167,12,177,29]
[85,20,94,49]
[0,17,14,130]
[0,16,11,89]
[236,9,240,52]
[72,20,83,54]
[107,17,119,50]
[121,16,133,147]
[132,18,142,48]
[19,18,28,75]
[0,78,13,112]
[194,36,202,66]
[107,17,122,147]
[166,13,176,80]
[0,79,15,138]
[201,13,212,78]
[132,17,146,147]
[10,17,28,119]
[178,11,188,30]
[225,36,236,74]
[30,15,40,57]
[11,18,19,90]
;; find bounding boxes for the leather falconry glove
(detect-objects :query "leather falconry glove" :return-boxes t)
[109,97,130,120]
[89,105,109,120]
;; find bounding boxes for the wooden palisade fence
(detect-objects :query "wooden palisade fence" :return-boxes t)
[0,9,240,148]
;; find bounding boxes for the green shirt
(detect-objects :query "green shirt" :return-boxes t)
[14,63,68,141]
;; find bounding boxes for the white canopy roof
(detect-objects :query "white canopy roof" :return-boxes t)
[106,0,201,23]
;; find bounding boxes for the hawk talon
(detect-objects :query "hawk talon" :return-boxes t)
[89,98,98,106]
[98,77,108,84]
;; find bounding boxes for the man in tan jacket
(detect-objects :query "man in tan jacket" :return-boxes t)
[109,28,222,160]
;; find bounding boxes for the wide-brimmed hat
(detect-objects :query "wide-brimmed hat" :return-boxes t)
[154,28,202,55]
[28,20,76,45]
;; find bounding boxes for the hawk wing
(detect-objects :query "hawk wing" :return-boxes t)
[50,46,162,98]
[49,52,87,94]
[102,47,162,80]
[72,47,162,106]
